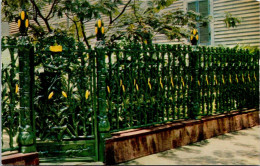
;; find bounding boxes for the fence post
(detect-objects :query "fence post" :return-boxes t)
[95,19,111,162]
[189,46,201,119]
[17,8,36,153]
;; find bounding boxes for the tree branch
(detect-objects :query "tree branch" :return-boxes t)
[80,19,91,49]
[30,0,52,32]
[46,0,58,19]
[65,13,80,42]
[110,0,132,25]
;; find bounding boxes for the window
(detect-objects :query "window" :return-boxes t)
[188,0,210,45]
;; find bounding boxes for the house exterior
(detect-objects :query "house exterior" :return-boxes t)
[5,0,260,47]
[153,0,260,47]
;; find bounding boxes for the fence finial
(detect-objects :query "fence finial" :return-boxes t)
[18,9,29,36]
[190,28,199,45]
[95,19,105,41]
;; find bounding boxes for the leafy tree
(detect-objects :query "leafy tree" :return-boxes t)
[105,0,210,45]
[2,0,210,47]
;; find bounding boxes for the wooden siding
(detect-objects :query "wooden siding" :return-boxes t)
[213,0,260,47]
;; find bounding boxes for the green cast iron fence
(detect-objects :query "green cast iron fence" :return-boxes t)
[1,40,259,159]
[104,44,259,132]
[1,44,20,153]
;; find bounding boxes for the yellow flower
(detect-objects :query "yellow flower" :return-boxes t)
[198,80,200,86]
[50,45,62,52]
[236,74,239,83]
[136,84,139,91]
[254,73,257,81]
[62,91,67,98]
[15,84,19,94]
[190,35,194,41]
[191,76,193,82]
[222,75,225,84]
[85,90,90,100]
[242,74,245,83]
[144,40,147,44]
[248,74,251,82]
[107,86,110,94]
[229,75,232,83]
[101,27,105,34]
[48,91,54,99]
[206,75,209,85]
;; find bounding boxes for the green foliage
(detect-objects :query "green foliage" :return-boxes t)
[2,0,210,47]
[233,44,259,54]
[224,11,241,28]
[106,1,210,45]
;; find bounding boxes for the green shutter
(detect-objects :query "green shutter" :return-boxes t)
[188,0,210,45]
[188,2,196,12]
[199,0,210,44]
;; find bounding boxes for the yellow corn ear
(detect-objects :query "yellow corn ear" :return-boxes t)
[236,74,239,83]
[206,75,209,85]
[134,79,136,86]
[214,75,218,85]
[148,82,152,90]
[21,11,25,20]
[62,91,67,98]
[15,84,19,94]
[25,19,29,28]
[120,79,122,87]
[85,90,90,99]
[122,85,125,92]
[171,77,174,87]
[95,27,98,35]
[101,27,105,34]
[196,35,199,40]
[136,84,139,91]
[18,19,21,28]
[98,20,102,28]
[193,29,196,35]
[107,86,110,94]
[48,91,54,99]
[248,74,251,82]
[181,77,185,87]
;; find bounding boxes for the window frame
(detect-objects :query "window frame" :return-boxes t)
[185,0,212,45]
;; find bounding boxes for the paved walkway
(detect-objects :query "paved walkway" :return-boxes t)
[40,126,260,165]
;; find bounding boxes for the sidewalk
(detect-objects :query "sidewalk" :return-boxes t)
[40,126,260,165]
